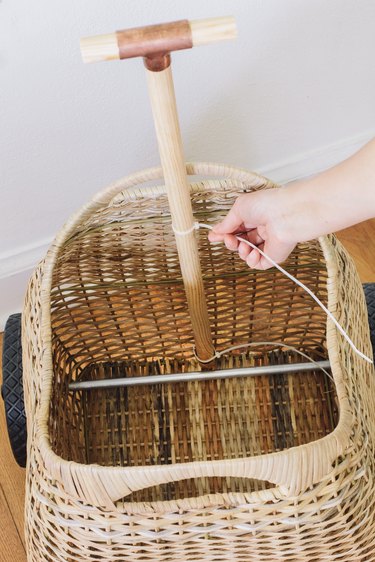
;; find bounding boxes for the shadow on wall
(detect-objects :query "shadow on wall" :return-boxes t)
[182,0,356,169]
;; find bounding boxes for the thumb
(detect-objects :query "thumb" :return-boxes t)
[213,196,255,234]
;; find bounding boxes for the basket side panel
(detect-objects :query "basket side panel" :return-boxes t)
[23,172,375,560]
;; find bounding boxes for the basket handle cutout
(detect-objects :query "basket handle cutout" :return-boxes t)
[55,436,344,509]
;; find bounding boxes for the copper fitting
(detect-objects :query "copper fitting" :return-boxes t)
[115,20,192,71]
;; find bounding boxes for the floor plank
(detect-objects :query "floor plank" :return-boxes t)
[0,482,25,562]
[336,218,375,282]
[0,219,374,561]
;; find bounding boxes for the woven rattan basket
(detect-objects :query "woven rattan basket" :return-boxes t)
[21,16,375,562]
[23,161,375,561]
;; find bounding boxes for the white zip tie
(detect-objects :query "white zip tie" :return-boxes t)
[193,341,334,383]
[172,222,200,236]
[193,222,372,365]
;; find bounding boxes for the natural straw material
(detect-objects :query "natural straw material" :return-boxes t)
[23,163,375,561]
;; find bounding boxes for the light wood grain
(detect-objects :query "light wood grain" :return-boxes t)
[0,333,26,561]
[146,66,215,361]
[190,16,237,46]
[80,33,119,64]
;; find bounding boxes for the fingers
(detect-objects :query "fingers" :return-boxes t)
[232,234,263,267]
[237,231,263,260]
[252,241,296,270]
[207,192,296,270]
[208,230,227,242]
[241,230,263,247]
[246,247,261,268]
[238,240,252,261]
[216,231,296,271]
[213,228,267,267]
[223,233,239,251]
[208,226,239,243]
[222,230,263,253]
[208,195,256,243]
[211,203,243,235]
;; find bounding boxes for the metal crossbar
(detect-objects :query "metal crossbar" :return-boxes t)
[69,360,331,391]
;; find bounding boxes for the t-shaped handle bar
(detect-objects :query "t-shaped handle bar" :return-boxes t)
[80,17,237,363]
[81,17,236,69]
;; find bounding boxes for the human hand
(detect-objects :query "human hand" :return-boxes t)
[209,138,375,269]
[208,189,297,270]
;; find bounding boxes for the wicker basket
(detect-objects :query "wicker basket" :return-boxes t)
[23,162,375,561]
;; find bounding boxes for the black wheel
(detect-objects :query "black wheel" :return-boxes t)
[363,283,375,358]
[1,313,27,467]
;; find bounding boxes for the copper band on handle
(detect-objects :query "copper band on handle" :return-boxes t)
[144,53,171,72]
[116,20,192,71]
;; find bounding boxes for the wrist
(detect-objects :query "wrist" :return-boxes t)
[274,181,324,244]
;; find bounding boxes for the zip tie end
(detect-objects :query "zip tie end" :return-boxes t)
[172,222,200,236]
[193,346,221,363]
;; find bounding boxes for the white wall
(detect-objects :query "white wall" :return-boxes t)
[1,0,375,327]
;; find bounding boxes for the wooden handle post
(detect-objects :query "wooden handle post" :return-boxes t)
[146,65,214,361]
[80,17,237,361]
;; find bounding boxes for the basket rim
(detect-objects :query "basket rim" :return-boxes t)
[31,161,353,510]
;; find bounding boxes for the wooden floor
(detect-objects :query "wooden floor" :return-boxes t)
[0,219,375,561]
[0,336,26,561]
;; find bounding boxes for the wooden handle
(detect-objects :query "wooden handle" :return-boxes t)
[80,16,236,64]
[79,17,230,360]
[146,66,215,361]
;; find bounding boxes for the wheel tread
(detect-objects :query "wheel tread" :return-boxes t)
[2,314,27,467]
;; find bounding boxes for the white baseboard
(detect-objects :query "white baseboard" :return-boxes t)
[258,130,374,183]
[0,270,34,331]
[0,238,51,280]
[0,130,373,330]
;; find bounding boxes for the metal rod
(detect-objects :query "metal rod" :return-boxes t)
[69,360,331,391]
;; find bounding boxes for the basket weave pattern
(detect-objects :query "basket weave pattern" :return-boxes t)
[23,163,375,561]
